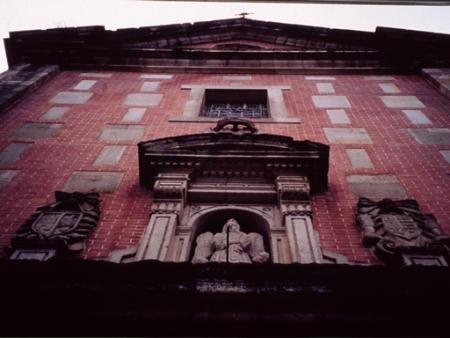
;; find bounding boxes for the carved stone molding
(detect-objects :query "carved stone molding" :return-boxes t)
[9,191,100,260]
[356,197,450,267]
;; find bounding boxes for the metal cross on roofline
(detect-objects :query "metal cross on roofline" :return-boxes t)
[236,12,254,19]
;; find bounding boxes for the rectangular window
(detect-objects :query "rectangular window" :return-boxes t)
[202,89,268,119]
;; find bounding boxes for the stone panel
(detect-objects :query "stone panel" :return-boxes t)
[0,142,32,164]
[365,76,395,81]
[74,80,97,91]
[141,81,160,92]
[346,149,374,168]
[312,95,351,108]
[440,150,450,163]
[223,75,251,81]
[50,91,93,104]
[316,83,335,94]
[326,109,350,124]
[13,123,62,139]
[99,125,145,141]
[62,171,123,193]
[380,96,425,108]
[305,76,336,81]
[122,108,146,122]
[80,73,112,78]
[408,128,450,145]
[140,74,173,79]
[379,83,400,94]
[41,107,69,120]
[346,175,408,199]
[94,145,126,165]
[402,110,432,125]
[0,169,19,189]
[323,128,372,144]
[123,93,163,107]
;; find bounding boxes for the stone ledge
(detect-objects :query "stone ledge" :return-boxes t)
[0,64,59,113]
[168,116,301,124]
[422,68,450,99]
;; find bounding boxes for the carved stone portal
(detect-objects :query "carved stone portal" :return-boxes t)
[356,197,450,266]
[192,218,269,264]
[9,191,100,260]
[111,118,347,265]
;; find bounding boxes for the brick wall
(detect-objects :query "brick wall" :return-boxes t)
[0,70,449,263]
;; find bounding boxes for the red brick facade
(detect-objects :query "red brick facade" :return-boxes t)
[1,70,449,263]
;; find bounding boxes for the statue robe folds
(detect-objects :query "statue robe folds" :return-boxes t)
[192,218,269,264]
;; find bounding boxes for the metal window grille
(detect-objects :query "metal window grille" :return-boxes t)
[203,103,268,118]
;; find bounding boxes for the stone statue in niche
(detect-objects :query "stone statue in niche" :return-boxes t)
[356,197,450,266]
[192,218,269,264]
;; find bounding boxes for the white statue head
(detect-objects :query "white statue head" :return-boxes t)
[222,218,240,233]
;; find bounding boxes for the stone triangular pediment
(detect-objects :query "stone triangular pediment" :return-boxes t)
[119,18,376,51]
[138,118,329,193]
[5,17,450,71]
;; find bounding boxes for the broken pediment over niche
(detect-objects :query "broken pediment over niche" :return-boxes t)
[356,197,450,267]
[8,191,100,261]
[138,118,329,194]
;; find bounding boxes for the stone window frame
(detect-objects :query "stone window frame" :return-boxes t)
[169,84,300,123]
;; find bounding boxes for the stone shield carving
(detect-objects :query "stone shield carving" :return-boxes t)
[356,197,450,266]
[10,191,100,256]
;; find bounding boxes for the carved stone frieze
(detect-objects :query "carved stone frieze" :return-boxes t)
[356,197,450,266]
[280,203,312,217]
[9,191,100,260]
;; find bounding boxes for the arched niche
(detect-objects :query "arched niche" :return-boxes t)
[184,206,273,263]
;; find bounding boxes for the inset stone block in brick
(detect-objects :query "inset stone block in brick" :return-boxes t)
[440,150,450,164]
[316,83,335,94]
[13,123,62,139]
[0,142,32,164]
[100,125,145,141]
[380,96,425,108]
[62,171,124,193]
[305,76,336,81]
[402,110,432,125]
[346,149,374,169]
[365,76,395,81]
[326,109,350,124]
[408,128,450,145]
[323,128,372,144]
[41,107,69,120]
[140,74,173,80]
[73,80,97,90]
[122,108,146,122]
[80,73,112,78]
[346,175,408,199]
[50,91,93,104]
[141,81,160,92]
[124,93,162,107]
[94,145,126,165]
[379,83,400,94]
[0,170,19,189]
[312,96,351,108]
[223,75,251,81]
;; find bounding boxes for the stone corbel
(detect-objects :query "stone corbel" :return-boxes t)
[276,176,311,222]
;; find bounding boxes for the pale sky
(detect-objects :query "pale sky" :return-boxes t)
[1,0,450,72]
